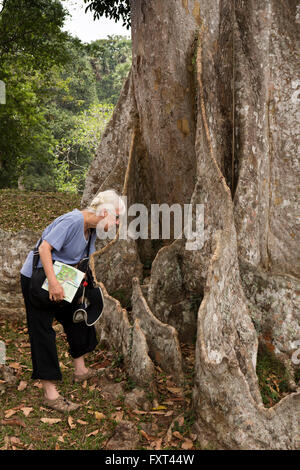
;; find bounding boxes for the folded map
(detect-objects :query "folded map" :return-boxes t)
[42,261,85,303]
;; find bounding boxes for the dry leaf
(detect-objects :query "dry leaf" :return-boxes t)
[77,419,88,425]
[40,418,61,424]
[82,380,87,389]
[1,418,26,427]
[182,439,194,450]
[5,409,18,418]
[10,437,23,447]
[58,436,65,443]
[8,362,21,370]
[167,387,183,395]
[150,438,162,450]
[68,416,76,429]
[17,380,27,391]
[21,407,33,417]
[165,414,184,444]
[152,405,167,411]
[87,429,99,437]
[177,416,185,427]
[173,430,184,440]
[59,361,68,369]
[111,411,123,422]
[95,411,105,420]
[140,429,151,442]
[33,382,43,389]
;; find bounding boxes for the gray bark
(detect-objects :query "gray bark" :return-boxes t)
[81,0,300,449]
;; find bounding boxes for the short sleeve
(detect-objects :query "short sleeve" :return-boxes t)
[43,218,78,252]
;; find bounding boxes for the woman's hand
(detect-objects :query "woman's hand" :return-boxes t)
[38,240,65,302]
[48,279,65,302]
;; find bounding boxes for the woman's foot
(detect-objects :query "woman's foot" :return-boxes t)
[73,368,103,383]
[43,395,80,413]
[41,380,60,401]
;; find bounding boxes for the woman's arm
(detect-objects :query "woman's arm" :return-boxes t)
[39,240,65,302]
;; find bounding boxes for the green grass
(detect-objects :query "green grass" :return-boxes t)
[256,343,291,407]
[0,317,198,450]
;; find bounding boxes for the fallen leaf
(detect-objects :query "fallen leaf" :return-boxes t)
[167,387,183,395]
[8,362,21,370]
[177,416,185,427]
[173,430,184,440]
[68,416,76,429]
[87,429,98,437]
[0,436,10,450]
[10,437,22,446]
[77,419,88,425]
[59,361,68,369]
[182,439,194,450]
[33,382,43,389]
[17,380,27,391]
[21,407,33,417]
[140,429,151,442]
[95,411,105,420]
[1,418,26,428]
[40,418,61,424]
[111,411,123,422]
[5,409,18,419]
[58,436,65,443]
[150,438,162,450]
[152,406,167,411]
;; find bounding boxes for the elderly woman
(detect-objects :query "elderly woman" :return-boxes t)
[20,189,125,413]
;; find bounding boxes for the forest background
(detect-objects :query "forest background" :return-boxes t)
[0,0,131,193]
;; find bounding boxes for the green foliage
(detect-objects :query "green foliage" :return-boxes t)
[83,0,131,29]
[0,1,131,191]
[87,35,131,105]
[0,0,70,69]
[53,102,113,192]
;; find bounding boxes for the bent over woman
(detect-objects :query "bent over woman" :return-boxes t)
[20,189,124,413]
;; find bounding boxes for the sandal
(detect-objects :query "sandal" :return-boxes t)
[43,395,80,413]
[73,368,104,383]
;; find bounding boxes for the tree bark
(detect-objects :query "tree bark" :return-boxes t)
[82,0,300,449]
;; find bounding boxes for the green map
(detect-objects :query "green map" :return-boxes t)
[42,261,85,303]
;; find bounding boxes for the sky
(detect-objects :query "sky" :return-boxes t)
[62,0,131,43]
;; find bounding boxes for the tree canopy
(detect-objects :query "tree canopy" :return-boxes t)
[83,0,131,29]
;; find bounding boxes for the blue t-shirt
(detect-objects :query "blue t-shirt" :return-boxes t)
[20,209,97,278]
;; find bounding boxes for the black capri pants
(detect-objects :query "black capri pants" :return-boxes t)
[20,274,98,381]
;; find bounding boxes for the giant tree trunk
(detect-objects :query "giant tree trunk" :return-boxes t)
[82,0,300,449]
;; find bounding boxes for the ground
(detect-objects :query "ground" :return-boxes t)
[0,317,198,451]
[0,189,292,450]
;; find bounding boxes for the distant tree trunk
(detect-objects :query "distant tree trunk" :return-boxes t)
[82,0,300,449]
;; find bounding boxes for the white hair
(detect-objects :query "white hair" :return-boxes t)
[87,189,126,215]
